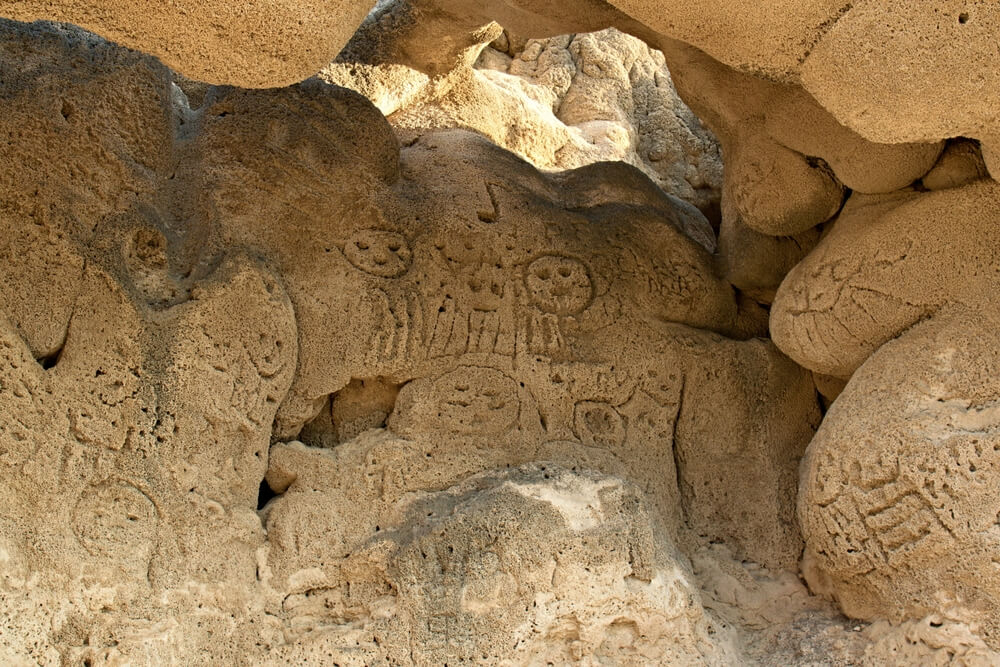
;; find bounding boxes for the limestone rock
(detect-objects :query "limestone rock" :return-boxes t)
[921,139,990,192]
[12,0,1000,158]
[799,307,1000,643]
[717,198,822,304]
[771,182,1000,378]
[11,4,1000,662]
[0,21,825,662]
[660,38,942,234]
[326,27,724,217]
[264,462,741,664]
[604,0,846,82]
[349,0,994,156]
[800,2,1000,145]
[0,0,375,87]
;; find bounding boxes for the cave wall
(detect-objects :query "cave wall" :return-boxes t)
[1,1,1000,664]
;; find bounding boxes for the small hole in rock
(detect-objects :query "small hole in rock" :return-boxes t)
[38,346,63,370]
[257,479,277,510]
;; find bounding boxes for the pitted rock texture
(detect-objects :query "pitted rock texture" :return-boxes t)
[263,459,741,665]
[771,181,1000,379]
[799,307,1000,645]
[0,21,846,664]
[326,27,724,218]
[0,0,375,87]
[4,1,1000,662]
[348,0,1000,161]
[10,0,1000,158]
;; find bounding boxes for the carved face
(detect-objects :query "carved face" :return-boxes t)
[465,264,506,312]
[72,482,158,557]
[524,255,593,315]
[432,366,519,435]
[344,230,412,278]
[432,236,482,272]
[573,401,625,448]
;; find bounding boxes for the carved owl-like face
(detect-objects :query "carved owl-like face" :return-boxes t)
[524,255,593,316]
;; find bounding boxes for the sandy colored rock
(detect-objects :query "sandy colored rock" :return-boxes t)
[0,0,375,87]
[921,139,990,192]
[604,0,846,81]
[10,6,1000,663]
[799,307,1000,644]
[351,0,837,82]
[800,2,1000,145]
[336,0,639,76]
[325,27,724,217]
[812,372,848,408]
[0,21,830,663]
[10,0,1000,157]
[347,1,975,161]
[198,112,814,569]
[263,461,740,664]
[660,39,942,232]
[717,196,822,304]
[771,182,1000,378]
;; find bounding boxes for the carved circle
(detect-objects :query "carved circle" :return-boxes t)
[524,255,594,315]
[431,366,519,436]
[72,481,158,557]
[573,401,625,448]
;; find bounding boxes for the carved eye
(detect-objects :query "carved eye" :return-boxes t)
[558,267,572,278]
[537,269,550,280]
[388,243,401,252]
[356,241,370,251]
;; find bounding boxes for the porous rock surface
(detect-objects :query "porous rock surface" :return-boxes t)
[3,0,1000,663]
[0,0,375,87]
[324,27,724,218]
[339,0,1000,161]
[9,0,1000,158]
[0,20,825,664]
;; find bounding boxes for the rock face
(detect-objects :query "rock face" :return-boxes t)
[0,20,828,663]
[7,0,1000,157]
[0,0,375,87]
[321,26,724,220]
[339,0,1000,161]
[799,307,1000,643]
[264,458,740,664]
[3,0,1000,663]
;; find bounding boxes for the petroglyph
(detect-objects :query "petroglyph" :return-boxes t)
[0,22,830,664]
[573,400,626,448]
[524,255,595,316]
[344,229,413,278]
